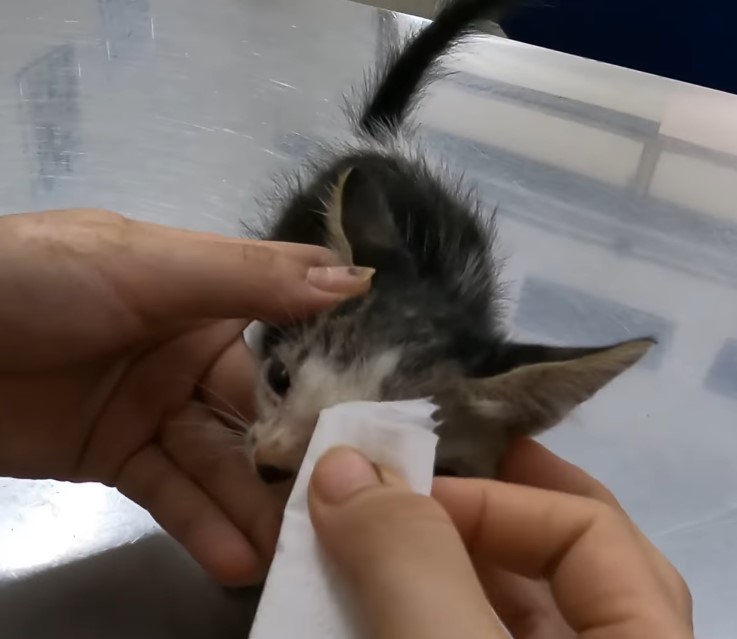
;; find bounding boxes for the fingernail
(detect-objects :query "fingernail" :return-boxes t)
[312,447,379,504]
[307,266,375,294]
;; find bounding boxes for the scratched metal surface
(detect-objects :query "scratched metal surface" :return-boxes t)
[1,0,736,637]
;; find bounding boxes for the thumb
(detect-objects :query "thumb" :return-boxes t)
[308,447,507,639]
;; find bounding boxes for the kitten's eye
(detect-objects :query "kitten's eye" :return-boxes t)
[266,359,291,397]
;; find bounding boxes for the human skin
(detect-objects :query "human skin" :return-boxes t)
[0,208,372,585]
[309,441,694,639]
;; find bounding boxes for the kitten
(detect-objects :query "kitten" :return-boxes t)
[246,0,653,484]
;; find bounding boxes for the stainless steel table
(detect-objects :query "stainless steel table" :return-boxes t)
[1,0,736,636]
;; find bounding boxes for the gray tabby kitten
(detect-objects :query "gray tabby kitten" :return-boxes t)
[245,0,653,483]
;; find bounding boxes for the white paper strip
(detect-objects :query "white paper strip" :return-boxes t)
[248,399,439,639]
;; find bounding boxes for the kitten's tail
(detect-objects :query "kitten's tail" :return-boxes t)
[358,0,516,139]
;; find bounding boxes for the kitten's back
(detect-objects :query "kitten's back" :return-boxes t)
[270,150,498,324]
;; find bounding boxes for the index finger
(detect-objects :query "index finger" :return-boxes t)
[141,222,343,267]
[432,479,692,638]
[95,212,372,323]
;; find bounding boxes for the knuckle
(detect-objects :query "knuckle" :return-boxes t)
[586,496,617,520]
[585,497,630,533]
[671,570,693,612]
[589,480,621,508]
[61,209,131,256]
[242,243,279,268]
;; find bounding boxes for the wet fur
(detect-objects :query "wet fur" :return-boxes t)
[245,0,653,481]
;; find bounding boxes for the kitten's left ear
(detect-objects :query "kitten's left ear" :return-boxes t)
[440,338,654,438]
[325,167,409,271]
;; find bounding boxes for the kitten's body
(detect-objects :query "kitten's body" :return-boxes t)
[247,0,652,483]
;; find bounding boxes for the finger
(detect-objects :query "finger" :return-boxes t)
[499,438,623,507]
[117,444,262,586]
[96,212,373,322]
[161,403,285,575]
[168,234,345,270]
[479,568,576,639]
[78,320,248,480]
[432,478,693,637]
[144,222,343,265]
[440,442,581,637]
[500,440,692,615]
[22,209,340,267]
[309,448,508,639]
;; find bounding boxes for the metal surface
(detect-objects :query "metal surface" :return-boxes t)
[1,0,736,636]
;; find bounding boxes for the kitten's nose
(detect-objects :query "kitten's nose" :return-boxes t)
[256,463,295,485]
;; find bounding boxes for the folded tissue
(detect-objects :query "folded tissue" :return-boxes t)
[248,399,440,639]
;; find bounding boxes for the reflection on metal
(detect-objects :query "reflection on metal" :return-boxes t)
[0,533,260,637]
[374,9,402,60]
[98,0,153,62]
[16,45,80,193]
[513,276,673,368]
[706,339,737,399]
[421,128,737,287]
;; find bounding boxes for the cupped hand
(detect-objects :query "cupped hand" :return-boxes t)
[308,440,693,638]
[0,208,370,585]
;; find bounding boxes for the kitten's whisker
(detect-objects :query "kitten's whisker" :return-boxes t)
[194,382,251,428]
[188,398,252,432]
[208,405,251,432]
[167,420,250,454]
[168,417,244,437]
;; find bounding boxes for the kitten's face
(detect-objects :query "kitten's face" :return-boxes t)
[245,290,653,486]
[249,343,410,484]
[246,166,654,486]
[247,293,466,484]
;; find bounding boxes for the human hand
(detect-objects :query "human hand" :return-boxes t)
[308,440,693,638]
[0,208,371,585]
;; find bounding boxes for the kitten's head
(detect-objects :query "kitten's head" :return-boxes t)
[248,166,653,484]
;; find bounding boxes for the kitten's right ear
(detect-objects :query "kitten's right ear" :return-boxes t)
[324,170,356,264]
[438,337,654,440]
[325,167,409,271]
[432,337,653,477]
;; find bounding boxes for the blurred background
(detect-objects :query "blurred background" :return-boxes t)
[357,0,737,94]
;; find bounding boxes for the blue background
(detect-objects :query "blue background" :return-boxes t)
[501,1,736,94]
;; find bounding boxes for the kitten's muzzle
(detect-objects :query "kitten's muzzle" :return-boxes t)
[252,444,299,484]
